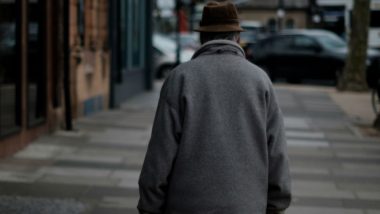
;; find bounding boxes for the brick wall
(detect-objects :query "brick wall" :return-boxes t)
[69,0,110,118]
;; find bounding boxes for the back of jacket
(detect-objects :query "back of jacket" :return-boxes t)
[138,40,291,214]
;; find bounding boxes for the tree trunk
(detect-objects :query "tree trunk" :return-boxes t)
[338,0,370,91]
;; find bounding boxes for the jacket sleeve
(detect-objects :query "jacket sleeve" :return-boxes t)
[137,83,182,214]
[266,86,292,214]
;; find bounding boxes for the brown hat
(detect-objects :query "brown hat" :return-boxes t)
[195,1,244,32]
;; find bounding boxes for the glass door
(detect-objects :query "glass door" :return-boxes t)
[0,0,21,136]
[27,0,46,126]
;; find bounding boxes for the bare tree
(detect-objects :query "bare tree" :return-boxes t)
[338,0,370,91]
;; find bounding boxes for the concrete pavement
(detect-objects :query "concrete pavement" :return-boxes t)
[275,85,380,214]
[0,81,379,214]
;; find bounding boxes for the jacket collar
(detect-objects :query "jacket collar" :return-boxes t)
[192,39,246,60]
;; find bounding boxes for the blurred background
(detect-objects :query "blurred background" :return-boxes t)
[1,0,380,213]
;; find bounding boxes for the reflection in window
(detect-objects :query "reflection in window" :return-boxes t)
[0,0,20,136]
[27,0,46,125]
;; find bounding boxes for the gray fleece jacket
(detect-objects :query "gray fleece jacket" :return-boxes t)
[138,40,291,214]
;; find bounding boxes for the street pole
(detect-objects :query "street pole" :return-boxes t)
[277,0,285,32]
[63,0,73,131]
[189,0,195,31]
[145,0,153,90]
[175,0,181,66]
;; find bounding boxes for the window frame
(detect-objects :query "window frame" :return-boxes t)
[26,0,47,128]
[292,35,321,52]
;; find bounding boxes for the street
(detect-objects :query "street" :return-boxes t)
[0,81,379,214]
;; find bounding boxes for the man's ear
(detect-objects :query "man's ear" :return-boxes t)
[236,34,240,43]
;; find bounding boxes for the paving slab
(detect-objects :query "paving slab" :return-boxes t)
[0,196,88,214]
[287,206,364,214]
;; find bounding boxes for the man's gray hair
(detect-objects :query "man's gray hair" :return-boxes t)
[200,31,240,44]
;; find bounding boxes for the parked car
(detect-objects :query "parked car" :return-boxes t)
[153,34,195,78]
[249,29,380,83]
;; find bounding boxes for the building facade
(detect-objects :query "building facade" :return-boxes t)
[0,0,153,158]
[108,0,153,107]
[237,0,314,31]
[317,0,380,49]
[69,0,110,117]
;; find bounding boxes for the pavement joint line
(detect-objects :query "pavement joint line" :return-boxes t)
[287,205,365,214]
[346,122,365,139]
[287,139,330,148]
[286,130,326,139]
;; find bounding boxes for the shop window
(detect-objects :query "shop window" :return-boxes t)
[127,0,145,69]
[27,0,46,126]
[115,0,146,81]
[119,0,127,75]
[0,0,21,136]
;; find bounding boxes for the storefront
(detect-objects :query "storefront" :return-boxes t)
[0,0,61,157]
[0,0,48,138]
[0,0,154,157]
[109,0,153,107]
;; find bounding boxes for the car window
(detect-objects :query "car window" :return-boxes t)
[293,36,318,51]
[260,39,272,50]
[272,36,293,52]
[316,34,346,49]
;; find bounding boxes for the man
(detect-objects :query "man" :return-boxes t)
[138,1,291,214]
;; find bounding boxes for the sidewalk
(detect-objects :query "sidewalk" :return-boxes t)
[0,83,161,213]
[0,81,379,214]
[276,83,378,137]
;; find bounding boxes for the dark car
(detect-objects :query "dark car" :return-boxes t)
[249,29,380,83]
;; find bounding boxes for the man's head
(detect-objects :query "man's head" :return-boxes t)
[195,1,243,44]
